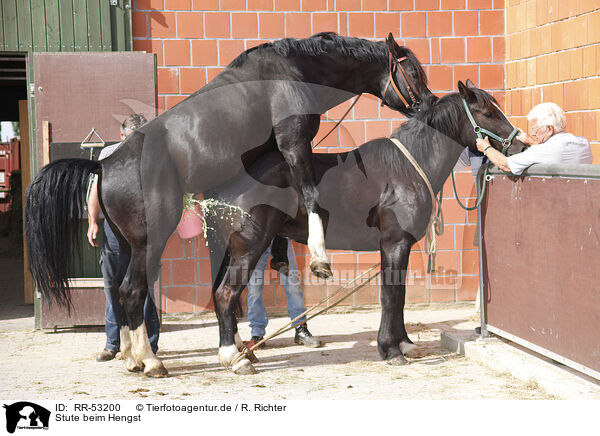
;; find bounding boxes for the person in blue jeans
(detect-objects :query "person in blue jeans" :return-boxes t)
[247,239,321,348]
[87,114,160,362]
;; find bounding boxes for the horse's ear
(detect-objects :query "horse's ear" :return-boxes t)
[458,81,475,102]
[465,78,477,89]
[386,33,400,56]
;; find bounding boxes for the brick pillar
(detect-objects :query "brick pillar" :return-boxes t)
[505,1,600,161]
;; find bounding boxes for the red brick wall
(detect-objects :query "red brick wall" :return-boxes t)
[132,0,505,313]
[505,1,600,162]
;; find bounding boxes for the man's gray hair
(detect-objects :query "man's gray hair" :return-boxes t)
[527,102,566,133]
[120,113,148,136]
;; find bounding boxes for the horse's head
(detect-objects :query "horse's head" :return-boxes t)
[381,33,435,116]
[457,79,527,156]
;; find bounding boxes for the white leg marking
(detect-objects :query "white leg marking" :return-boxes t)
[232,357,256,374]
[218,344,239,368]
[400,341,417,355]
[234,333,243,350]
[131,323,164,374]
[307,212,329,263]
[120,326,139,371]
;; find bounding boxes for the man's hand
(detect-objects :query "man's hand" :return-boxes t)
[87,222,99,247]
[476,136,491,153]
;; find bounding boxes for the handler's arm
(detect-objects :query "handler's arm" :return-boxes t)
[476,137,511,172]
[87,175,101,247]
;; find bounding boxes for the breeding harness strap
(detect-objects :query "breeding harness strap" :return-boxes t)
[389,138,443,273]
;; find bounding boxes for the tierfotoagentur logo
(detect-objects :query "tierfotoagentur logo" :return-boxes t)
[3,402,50,433]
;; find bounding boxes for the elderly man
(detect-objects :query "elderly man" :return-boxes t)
[476,102,593,174]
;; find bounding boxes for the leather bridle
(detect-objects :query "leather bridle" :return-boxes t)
[381,49,421,110]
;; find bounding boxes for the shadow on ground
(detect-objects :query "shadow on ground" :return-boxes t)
[163,319,465,377]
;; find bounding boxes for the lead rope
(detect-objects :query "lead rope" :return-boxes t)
[389,138,443,274]
[423,189,444,273]
[451,163,491,211]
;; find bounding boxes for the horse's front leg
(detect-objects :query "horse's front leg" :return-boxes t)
[378,236,414,365]
[273,115,332,279]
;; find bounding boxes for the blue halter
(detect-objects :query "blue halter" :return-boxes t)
[461,98,519,156]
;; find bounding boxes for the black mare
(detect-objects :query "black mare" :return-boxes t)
[25,33,432,377]
[204,81,527,374]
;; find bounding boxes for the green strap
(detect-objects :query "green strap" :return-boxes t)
[461,98,519,151]
[455,98,518,212]
[452,163,491,211]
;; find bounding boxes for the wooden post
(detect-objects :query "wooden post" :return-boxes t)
[42,121,50,166]
[19,100,34,304]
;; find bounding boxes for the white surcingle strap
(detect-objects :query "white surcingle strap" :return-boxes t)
[389,137,444,273]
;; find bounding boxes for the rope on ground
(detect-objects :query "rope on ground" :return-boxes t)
[231,262,381,367]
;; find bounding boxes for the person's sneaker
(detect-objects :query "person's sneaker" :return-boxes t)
[246,336,265,349]
[96,349,117,362]
[294,324,322,348]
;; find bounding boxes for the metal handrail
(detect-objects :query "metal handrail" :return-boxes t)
[485,163,600,179]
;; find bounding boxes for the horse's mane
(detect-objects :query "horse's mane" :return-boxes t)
[362,88,497,176]
[230,32,391,68]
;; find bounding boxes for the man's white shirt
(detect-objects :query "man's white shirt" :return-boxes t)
[507,132,593,175]
[99,142,121,160]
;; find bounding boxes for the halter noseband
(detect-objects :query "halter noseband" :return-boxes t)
[381,49,421,110]
[461,98,519,155]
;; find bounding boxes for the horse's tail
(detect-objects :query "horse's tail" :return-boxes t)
[25,158,102,306]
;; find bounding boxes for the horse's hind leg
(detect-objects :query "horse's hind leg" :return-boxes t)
[119,245,168,377]
[205,214,245,352]
[215,234,274,375]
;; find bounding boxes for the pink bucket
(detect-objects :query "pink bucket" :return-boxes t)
[176,205,203,239]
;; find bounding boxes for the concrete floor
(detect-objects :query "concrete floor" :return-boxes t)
[0,233,34,330]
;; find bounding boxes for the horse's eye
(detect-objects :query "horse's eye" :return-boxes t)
[482,111,493,118]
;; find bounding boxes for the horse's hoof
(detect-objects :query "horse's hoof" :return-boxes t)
[145,366,169,378]
[143,358,169,378]
[310,261,332,279]
[125,360,144,372]
[232,358,257,375]
[386,355,409,366]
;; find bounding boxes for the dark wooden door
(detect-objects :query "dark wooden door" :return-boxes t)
[482,172,600,380]
[33,52,158,328]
